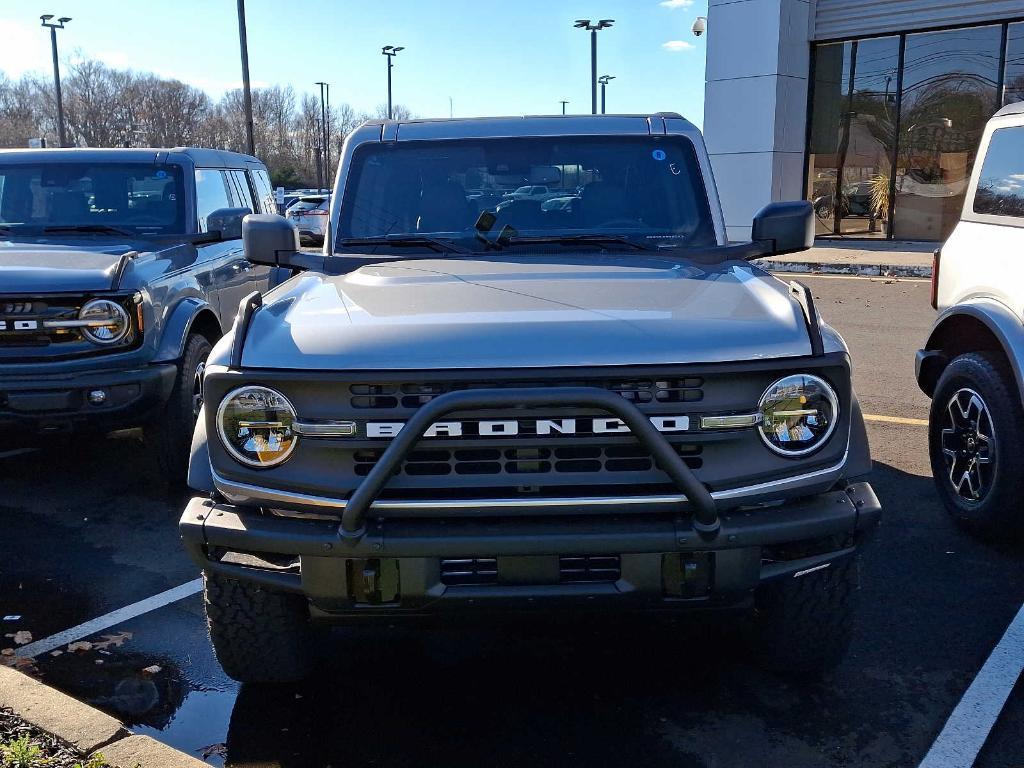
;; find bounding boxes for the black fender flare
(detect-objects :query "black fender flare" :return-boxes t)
[153,298,221,363]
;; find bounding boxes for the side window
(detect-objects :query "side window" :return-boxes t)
[194,169,232,232]
[974,127,1024,218]
[251,168,276,214]
[228,170,255,212]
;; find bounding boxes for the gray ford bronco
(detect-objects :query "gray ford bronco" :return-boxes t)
[0,148,283,477]
[181,114,881,683]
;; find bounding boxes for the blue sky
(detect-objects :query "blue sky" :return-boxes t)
[1,0,708,125]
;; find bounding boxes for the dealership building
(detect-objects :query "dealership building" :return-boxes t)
[703,0,1024,241]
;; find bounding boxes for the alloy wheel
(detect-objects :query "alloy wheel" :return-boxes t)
[940,388,995,502]
[192,361,206,420]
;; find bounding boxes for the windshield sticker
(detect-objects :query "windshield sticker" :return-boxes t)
[651,149,667,161]
[155,169,168,179]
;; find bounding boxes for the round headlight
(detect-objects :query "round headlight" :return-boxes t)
[758,374,839,456]
[79,299,130,345]
[216,386,298,468]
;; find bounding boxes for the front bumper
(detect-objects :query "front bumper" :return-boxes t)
[0,362,177,435]
[179,482,881,618]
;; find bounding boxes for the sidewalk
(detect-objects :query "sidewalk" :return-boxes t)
[755,238,935,278]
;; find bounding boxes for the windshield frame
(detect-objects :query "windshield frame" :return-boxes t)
[0,160,188,237]
[335,134,718,254]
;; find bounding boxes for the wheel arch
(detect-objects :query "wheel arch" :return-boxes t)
[918,300,1024,406]
[154,299,224,363]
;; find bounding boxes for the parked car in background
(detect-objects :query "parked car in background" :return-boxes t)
[0,147,283,479]
[286,194,329,245]
[181,113,880,684]
[917,101,1024,537]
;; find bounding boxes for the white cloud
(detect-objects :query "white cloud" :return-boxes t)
[662,40,695,51]
[659,0,695,8]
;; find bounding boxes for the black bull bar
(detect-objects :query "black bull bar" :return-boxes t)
[339,387,720,540]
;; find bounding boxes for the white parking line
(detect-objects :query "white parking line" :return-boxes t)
[15,578,203,659]
[919,601,1024,768]
[775,272,931,283]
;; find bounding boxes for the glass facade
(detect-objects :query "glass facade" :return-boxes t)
[808,20,1022,241]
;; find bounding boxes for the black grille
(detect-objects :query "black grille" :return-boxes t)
[440,558,498,586]
[559,555,621,583]
[0,298,81,349]
[350,377,703,410]
[354,443,703,477]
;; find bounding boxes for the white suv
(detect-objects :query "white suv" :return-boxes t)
[917,101,1024,535]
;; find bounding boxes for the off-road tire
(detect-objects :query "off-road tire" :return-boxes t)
[928,352,1024,536]
[204,573,315,683]
[750,557,857,676]
[148,333,212,483]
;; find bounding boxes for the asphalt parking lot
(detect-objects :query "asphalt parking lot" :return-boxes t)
[2,273,1023,768]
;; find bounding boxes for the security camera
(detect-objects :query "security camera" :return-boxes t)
[692,16,707,37]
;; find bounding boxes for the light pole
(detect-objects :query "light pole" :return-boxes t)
[560,100,570,115]
[236,0,255,155]
[573,19,614,115]
[40,15,71,147]
[382,45,404,119]
[316,81,329,188]
[598,75,615,114]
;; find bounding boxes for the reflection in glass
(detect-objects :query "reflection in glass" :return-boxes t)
[1003,23,1024,105]
[893,26,1001,240]
[974,127,1024,217]
[807,38,898,238]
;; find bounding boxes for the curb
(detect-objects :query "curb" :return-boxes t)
[0,665,205,767]
[755,259,933,279]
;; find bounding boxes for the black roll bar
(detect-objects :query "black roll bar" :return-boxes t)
[338,387,720,541]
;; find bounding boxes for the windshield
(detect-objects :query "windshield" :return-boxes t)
[337,135,716,251]
[0,162,186,235]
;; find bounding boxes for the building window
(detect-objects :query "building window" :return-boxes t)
[807,37,899,238]
[808,23,1010,241]
[893,25,1002,240]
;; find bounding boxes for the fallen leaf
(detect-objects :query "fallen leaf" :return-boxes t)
[93,631,132,650]
[12,630,32,645]
[68,641,93,653]
[198,743,227,759]
[142,665,162,675]
[1,648,14,656]
[50,650,63,657]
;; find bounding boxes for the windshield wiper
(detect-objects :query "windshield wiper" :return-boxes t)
[338,234,474,254]
[42,224,138,237]
[504,234,655,251]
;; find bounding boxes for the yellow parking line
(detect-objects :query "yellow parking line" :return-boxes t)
[863,413,929,426]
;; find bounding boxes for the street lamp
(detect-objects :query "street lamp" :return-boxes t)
[573,19,614,115]
[560,100,570,115]
[235,0,256,155]
[382,45,404,119]
[598,75,615,114]
[40,14,71,147]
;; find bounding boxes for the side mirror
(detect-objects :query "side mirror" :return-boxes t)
[206,207,251,240]
[751,201,814,256]
[241,213,324,271]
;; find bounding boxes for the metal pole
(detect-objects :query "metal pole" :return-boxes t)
[387,56,393,119]
[591,29,598,115]
[325,83,331,186]
[601,82,606,114]
[49,26,66,147]
[560,100,569,115]
[316,82,327,190]
[236,0,256,155]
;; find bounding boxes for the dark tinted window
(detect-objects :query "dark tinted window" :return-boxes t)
[228,170,255,212]
[338,136,716,248]
[0,162,185,233]
[195,169,231,233]
[251,168,276,213]
[974,127,1024,217]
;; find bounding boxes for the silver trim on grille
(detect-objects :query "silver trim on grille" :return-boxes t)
[210,442,849,512]
[292,420,358,437]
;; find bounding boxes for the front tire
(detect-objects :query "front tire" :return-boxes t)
[204,573,315,684]
[750,557,857,675]
[928,352,1024,536]
[148,333,212,483]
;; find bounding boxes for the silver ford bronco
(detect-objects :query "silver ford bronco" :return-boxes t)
[180,114,881,683]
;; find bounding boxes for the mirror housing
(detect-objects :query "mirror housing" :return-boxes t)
[242,213,302,267]
[751,201,814,256]
[206,207,251,240]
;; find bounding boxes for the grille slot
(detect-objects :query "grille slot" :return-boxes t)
[559,555,621,583]
[440,558,498,586]
[353,443,703,477]
[351,377,703,410]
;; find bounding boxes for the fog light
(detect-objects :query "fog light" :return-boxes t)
[88,389,107,405]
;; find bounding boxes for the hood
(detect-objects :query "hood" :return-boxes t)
[240,256,814,370]
[0,240,144,293]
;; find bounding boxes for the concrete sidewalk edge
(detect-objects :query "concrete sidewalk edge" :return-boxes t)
[754,258,933,279]
[0,664,205,767]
